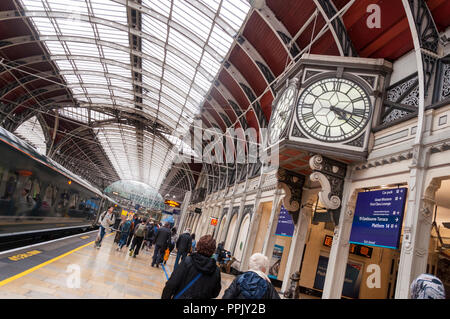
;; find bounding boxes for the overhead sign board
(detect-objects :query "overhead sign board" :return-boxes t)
[275,205,294,237]
[165,200,180,207]
[349,188,407,249]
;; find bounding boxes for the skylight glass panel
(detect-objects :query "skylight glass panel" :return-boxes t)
[193,72,211,93]
[220,0,249,31]
[164,70,191,93]
[209,27,234,57]
[91,0,127,23]
[48,0,88,14]
[20,0,44,11]
[172,1,211,43]
[20,0,251,188]
[163,133,199,158]
[142,16,168,43]
[66,41,100,57]
[55,59,74,71]
[142,0,171,18]
[59,107,89,123]
[196,0,221,12]
[200,51,221,77]
[106,64,130,77]
[85,87,111,96]
[142,60,163,78]
[96,24,129,45]
[74,60,104,72]
[109,78,133,90]
[168,29,202,63]
[165,51,196,79]
[102,47,130,64]
[80,74,108,85]
[44,41,66,55]
[162,85,186,105]
[55,18,94,38]
[14,116,46,154]
[142,40,165,62]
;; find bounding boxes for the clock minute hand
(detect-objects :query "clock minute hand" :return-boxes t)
[330,105,352,120]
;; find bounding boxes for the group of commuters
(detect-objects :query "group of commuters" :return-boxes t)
[95,207,446,300]
[161,234,280,299]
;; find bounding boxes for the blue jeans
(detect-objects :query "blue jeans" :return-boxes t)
[118,232,129,248]
[97,226,106,246]
[174,251,187,270]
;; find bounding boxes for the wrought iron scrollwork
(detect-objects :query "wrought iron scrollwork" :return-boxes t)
[309,154,347,225]
[276,168,306,224]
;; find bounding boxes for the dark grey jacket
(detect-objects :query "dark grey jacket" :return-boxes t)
[153,226,171,249]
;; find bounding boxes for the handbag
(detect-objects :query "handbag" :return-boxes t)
[174,273,202,299]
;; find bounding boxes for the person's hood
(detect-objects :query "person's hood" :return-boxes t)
[237,271,268,299]
[191,253,217,275]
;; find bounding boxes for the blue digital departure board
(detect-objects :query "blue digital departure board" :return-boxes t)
[349,188,407,249]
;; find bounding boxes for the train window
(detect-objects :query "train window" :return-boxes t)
[3,173,17,199]
[43,185,53,206]
[68,193,79,209]
[30,179,40,198]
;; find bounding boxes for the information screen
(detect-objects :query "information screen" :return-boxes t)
[349,188,407,249]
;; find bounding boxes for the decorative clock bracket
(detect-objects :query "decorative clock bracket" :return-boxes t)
[309,154,347,225]
[276,168,306,224]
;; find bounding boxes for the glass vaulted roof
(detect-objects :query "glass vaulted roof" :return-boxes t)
[20,0,250,189]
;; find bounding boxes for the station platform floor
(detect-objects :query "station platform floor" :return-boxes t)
[0,230,236,299]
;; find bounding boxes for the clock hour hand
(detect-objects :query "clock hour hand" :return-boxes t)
[330,105,352,120]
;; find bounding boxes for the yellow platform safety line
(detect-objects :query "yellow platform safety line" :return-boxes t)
[0,232,115,288]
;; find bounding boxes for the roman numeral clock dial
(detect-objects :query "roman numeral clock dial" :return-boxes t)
[296,78,371,143]
[269,85,297,145]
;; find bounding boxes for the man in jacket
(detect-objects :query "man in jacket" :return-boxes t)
[161,235,221,299]
[96,206,115,249]
[151,222,171,267]
[174,228,192,269]
[222,253,280,299]
[129,219,147,258]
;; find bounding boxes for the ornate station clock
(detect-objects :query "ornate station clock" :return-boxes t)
[268,79,298,145]
[296,77,372,143]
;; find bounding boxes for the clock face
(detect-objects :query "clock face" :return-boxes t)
[296,77,371,143]
[269,85,296,144]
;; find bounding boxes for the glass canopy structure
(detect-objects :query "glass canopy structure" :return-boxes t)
[19,0,250,189]
[104,179,165,210]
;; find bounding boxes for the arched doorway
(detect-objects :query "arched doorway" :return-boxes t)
[234,213,251,263]
[225,213,238,251]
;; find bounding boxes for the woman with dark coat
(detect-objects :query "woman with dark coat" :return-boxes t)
[161,235,221,299]
[223,253,280,299]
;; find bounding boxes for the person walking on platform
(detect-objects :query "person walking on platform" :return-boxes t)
[95,206,115,249]
[222,253,280,299]
[117,217,133,251]
[164,226,177,265]
[129,219,147,258]
[151,222,171,268]
[174,228,192,269]
[126,216,137,247]
[161,235,221,299]
[190,233,196,254]
[144,221,155,251]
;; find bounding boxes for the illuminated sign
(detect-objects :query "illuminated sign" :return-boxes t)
[323,235,373,258]
[210,218,218,226]
[165,200,180,207]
